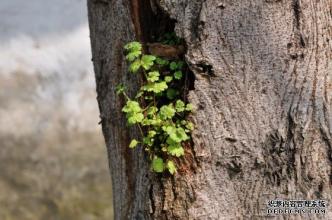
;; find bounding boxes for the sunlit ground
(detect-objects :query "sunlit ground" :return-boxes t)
[0,0,113,219]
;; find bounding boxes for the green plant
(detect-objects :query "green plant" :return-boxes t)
[158,32,182,45]
[116,41,194,175]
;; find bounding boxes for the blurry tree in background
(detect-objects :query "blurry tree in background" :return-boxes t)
[88,0,332,219]
[0,0,112,219]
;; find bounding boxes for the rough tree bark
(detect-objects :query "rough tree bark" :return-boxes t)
[88,0,332,219]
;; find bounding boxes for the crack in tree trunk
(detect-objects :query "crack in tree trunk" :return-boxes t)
[292,0,301,30]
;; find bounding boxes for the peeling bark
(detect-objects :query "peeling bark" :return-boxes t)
[88,0,332,219]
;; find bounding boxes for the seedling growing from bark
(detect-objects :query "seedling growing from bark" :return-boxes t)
[116,40,194,174]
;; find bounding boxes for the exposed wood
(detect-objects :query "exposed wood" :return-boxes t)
[147,43,185,59]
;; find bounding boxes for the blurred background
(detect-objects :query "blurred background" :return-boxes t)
[0,0,113,219]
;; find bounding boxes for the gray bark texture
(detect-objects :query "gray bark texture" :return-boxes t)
[88,0,332,219]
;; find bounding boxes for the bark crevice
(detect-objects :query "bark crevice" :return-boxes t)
[292,0,301,30]
[127,1,199,219]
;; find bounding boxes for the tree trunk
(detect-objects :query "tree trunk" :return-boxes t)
[88,0,332,219]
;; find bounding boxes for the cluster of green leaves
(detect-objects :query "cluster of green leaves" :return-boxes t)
[159,32,182,45]
[117,41,194,175]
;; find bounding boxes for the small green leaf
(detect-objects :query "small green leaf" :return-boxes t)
[150,117,162,126]
[166,160,177,174]
[142,118,151,126]
[122,101,144,125]
[152,157,164,173]
[147,106,158,116]
[129,60,141,73]
[147,71,160,82]
[153,82,168,93]
[186,122,194,131]
[144,82,168,93]
[167,144,185,157]
[170,61,178,70]
[180,120,187,125]
[141,55,156,70]
[127,112,144,124]
[159,104,176,120]
[185,103,194,112]
[175,100,185,112]
[164,125,176,136]
[174,71,183,80]
[164,76,173,83]
[156,57,169,66]
[122,101,141,113]
[126,50,141,61]
[148,130,157,137]
[129,139,138,148]
[124,41,142,51]
[169,127,189,143]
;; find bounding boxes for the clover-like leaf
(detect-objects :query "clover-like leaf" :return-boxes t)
[147,71,160,82]
[127,112,144,124]
[122,101,143,125]
[150,117,162,126]
[122,101,141,113]
[144,82,168,93]
[164,76,173,83]
[169,127,189,143]
[167,144,184,157]
[141,118,151,126]
[152,157,164,173]
[175,100,185,112]
[126,50,141,62]
[174,71,183,80]
[164,125,176,136]
[129,60,141,73]
[180,120,187,125]
[185,103,194,112]
[141,55,156,70]
[156,57,169,66]
[153,83,164,93]
[159,104,175,120]
[166,160,177,174]
[186,122,194,131]
[148,130,157,137]
[124,41,142,51]
[129,139,138,148]
[170,61,179,70]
